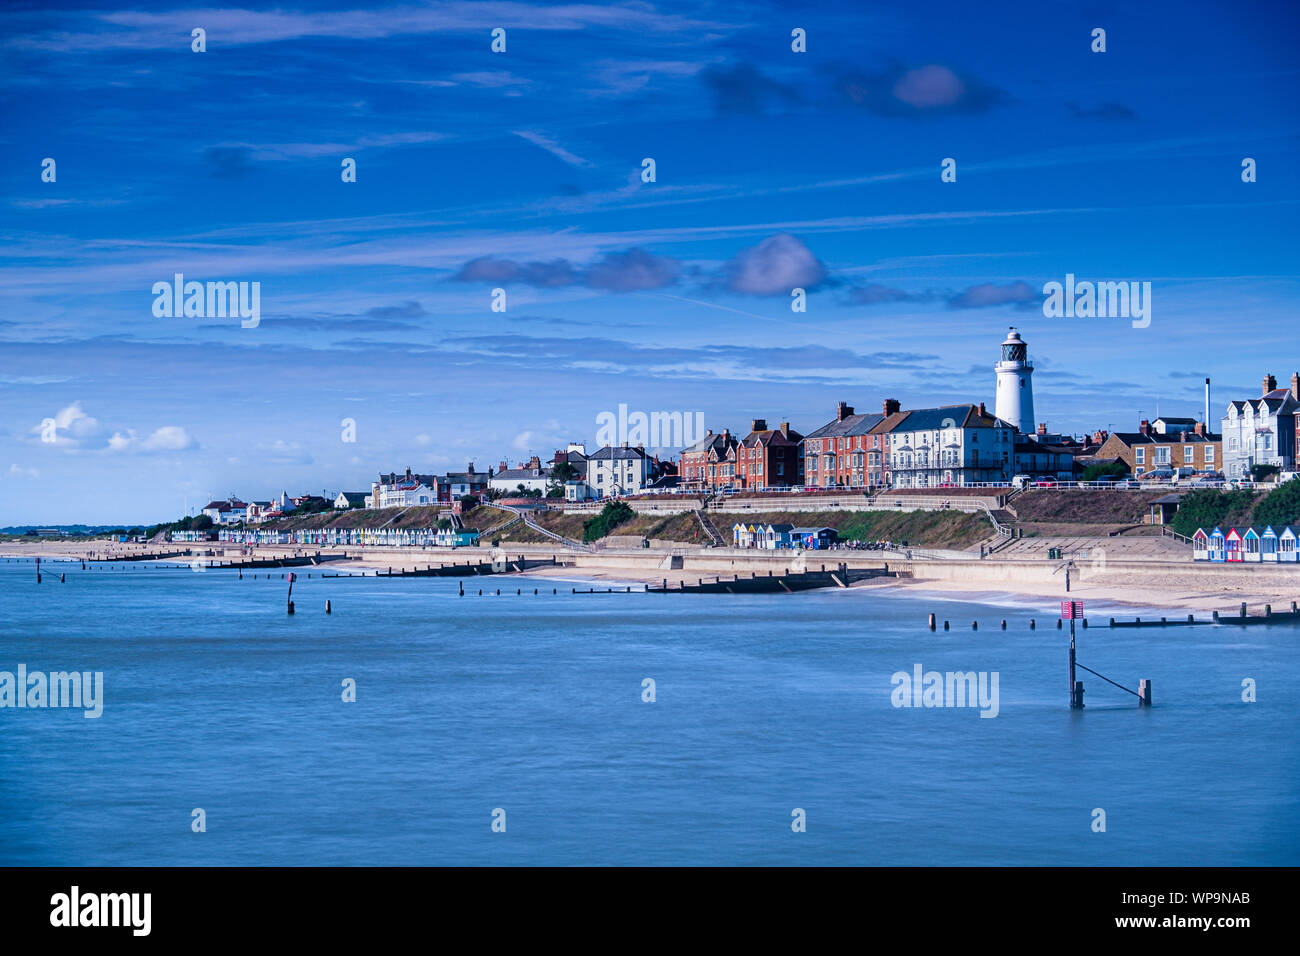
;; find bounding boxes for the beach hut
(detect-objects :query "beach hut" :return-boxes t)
[1261,526,1279,562]
[1225,528,1243,562]
[762,523,795,550]
[1208,527,1226,562]
[1279,526,1298,563]
[1243,527,1262,562]
[791,527,838,550]
[1192,528,1209,561]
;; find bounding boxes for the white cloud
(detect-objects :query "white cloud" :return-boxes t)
[513,130,593,168]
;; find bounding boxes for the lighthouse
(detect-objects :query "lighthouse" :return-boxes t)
[994,327,1035,435]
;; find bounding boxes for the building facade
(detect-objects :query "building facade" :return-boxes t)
[734,419,804,490]
[1094,420,1222,476]
[803,401,888,489]
[585,445,653,497]
[1220,373,1299,479]
[884,403,1016,487]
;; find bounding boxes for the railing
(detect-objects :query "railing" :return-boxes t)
[1161,526,1193,545]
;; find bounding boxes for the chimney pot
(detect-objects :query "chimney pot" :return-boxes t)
[1263,373,1277,395]
[1139,420,1149,435]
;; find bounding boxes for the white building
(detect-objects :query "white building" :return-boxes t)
[201,498,248,525]
[585,445,653,497]
[1221,373,1298,480]
[994,328,1035,435]
[489,456,550,495]
[369,468,438,508]
[886,404,1016,488]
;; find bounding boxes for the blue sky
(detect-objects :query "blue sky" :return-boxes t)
[1,0,1297,523]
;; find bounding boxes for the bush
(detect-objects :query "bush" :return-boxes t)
[1252,477,1300,528]
[1169,488,1256,537]
[1250,464,1282,483]
[582,501,634,542]
[1082,461,1128,482]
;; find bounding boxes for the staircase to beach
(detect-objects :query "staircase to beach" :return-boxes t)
[695,510,724,547]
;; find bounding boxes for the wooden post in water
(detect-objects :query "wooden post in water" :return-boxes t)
[325,600,332,614]
[286,572,296,615]
[928,613,936,631]
[1138,679,1152,707]
[1240,602,1247,619]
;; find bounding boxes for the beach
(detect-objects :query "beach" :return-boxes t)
[3,537,1296,616]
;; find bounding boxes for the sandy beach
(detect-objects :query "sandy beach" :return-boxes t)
[3,537,1297,616]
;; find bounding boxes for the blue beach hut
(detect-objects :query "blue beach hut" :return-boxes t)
[1261,526,1279,562]
[1208,527,1226,562]
[1280,527,1298,563]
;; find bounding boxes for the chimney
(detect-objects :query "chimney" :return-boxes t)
[1263,373,1277,396]
[1292,372,1299,401]
[1139,419,1149,435]
[1037,423,1047,436]
[836,402,853,422]
[883,398,900,416]
[528,455,540,469]
[780,421,790,437]
[705,428,713,438]
[978,402,986,417]
[1194,421,1205,436]
[752,418,767,432]
[467,462,475,473]
[499,460,508,474]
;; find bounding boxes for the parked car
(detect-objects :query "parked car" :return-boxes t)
[1033,479,1058,488]
[1011,474,1032,489]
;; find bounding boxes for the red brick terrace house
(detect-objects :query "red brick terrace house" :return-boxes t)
[734,419,804,490]
[803,400,895,489]
[679,429,738,491]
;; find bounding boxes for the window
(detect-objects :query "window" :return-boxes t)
[1206,447,1215,462]
[1135,448,1145,463]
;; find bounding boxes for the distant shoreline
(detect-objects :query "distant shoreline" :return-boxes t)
[3,537,1298,618]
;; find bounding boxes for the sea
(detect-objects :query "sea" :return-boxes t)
[0,557,1296,866]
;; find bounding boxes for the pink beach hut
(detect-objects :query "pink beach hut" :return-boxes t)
[1225,528,1243,562]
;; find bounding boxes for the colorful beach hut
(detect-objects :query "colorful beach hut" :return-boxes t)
[1192,528,1209,561]
[1280,526,1298,563]
[761,523,795,550]
[1225,528,1243,562]
[1243,527,1262,562]
[1208,527,1226,562]
[1261,526,1279,562]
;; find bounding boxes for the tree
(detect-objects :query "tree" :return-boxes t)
[1169,488,1256,538]
[582,501,634,542]
[459,494,479,510]
[192,514,214,531]
[547,460,578,496]
[1250,463,1281,483]
[1252,476,1300,528]
[436,518,453,530]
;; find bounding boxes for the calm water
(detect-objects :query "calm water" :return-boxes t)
[0,558,1296,865]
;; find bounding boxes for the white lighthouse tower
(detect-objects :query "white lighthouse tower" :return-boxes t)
[994,327,1035,436]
